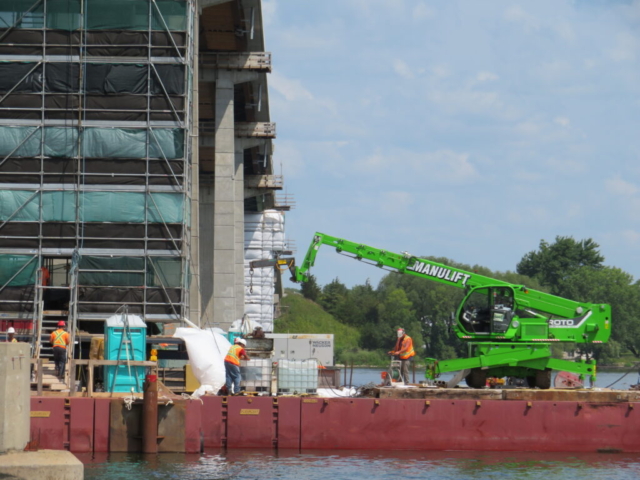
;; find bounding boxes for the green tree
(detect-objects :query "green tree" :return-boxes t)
[318,278,348,317]
[300,274,321,302]
[517,236,604,293]
[559,266,640,360]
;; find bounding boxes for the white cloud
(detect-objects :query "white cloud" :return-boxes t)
[412,2,435,21]
[269,72,314,102]
[609,32,639,62]
[606,176,638,196]
[476,71,499,83]
[358,149,479,185]
[554,117,570,127]
[504,6,540,31]
[381,191,414,213]
[393,59,414,79]
[515,121,541,135]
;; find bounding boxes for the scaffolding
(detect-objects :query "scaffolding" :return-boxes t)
[0,0,196,365]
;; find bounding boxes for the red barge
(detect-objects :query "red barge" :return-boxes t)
[29,387,640,454]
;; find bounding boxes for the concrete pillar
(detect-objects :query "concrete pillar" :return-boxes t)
[0,342,30,452]
[189,11,202,327]
[234,145,246,319]
[212,69,237,329]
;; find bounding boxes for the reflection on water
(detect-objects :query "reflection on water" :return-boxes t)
[80,449,640,480]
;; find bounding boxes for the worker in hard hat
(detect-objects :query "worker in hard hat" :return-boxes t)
[50,321,70,381]
[6,327,17,343]
[224,338,250,395]
[389,328,415,384]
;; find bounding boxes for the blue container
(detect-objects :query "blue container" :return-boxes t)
[104,314,147,393]
[227,331,243,344]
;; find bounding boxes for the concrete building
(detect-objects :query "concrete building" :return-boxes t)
[0,0,287,371]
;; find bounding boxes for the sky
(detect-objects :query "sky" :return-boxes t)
[261,0,640,289]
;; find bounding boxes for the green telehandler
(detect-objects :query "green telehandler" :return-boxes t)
[284,232,611,389]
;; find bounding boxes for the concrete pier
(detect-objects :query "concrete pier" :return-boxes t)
[0,343,30,451]
[0,343,84,480]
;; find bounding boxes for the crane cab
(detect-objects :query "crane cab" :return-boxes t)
[457,285,520,337]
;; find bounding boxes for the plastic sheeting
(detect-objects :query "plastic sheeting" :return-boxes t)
[0,190,184,223]
[173,327,229,398]
[0,254,37,286]
[0,126,184,159]
[243,210,287,332]
[0,0,187,31]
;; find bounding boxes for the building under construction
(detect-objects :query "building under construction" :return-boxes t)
[0,0,287,369]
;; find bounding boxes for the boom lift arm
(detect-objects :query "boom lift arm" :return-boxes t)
[292,233,612,388]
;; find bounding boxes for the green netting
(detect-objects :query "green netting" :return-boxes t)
[0,127,183,159]
[0,127,41,158]
[149,129,184,159]
[86,0,186,31]
[79,191,145,222]
[0,191,76,221]
[82,128,183,159]
[0,190,184,223]
[148,193,184,223]
[0,0,185,31]
[78,255,182,287]
[44,127,79,158]
[43,191,76,221]
[47,0,81,30]
[152,0,187,31]
[0,190,38,221]
[148,256,182,287]
[0,0,44,29]
[0,254,37,287]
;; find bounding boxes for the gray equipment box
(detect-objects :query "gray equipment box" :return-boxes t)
[265,333,334,366]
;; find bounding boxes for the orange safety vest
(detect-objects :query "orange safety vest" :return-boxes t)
[395,335,415,360]
[224,344,244,366]
[51,329,69,349]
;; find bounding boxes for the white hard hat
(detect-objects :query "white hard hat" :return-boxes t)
[236,338,247,346]
[7,327,15,334]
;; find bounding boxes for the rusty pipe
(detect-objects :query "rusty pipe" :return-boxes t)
[142,374,158,454]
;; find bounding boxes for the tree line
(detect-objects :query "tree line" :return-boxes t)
[278,236,640,366]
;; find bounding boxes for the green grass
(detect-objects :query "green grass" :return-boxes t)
[276,292,361,354]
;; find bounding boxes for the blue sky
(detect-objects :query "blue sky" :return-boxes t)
[262,0,640,288]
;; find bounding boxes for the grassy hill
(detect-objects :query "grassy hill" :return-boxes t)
[276,291,360,360]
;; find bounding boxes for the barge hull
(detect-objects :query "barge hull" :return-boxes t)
[29,396,640,453]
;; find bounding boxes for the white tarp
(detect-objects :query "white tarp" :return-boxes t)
[243,209,286,332]
[173,327,231,398]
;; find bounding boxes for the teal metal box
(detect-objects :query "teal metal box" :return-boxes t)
[104,314,147,393]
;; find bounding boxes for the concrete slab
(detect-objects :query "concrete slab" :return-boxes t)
[0,343,30,452]
[0,450,83,480]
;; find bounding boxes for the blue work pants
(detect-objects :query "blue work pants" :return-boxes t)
[225,361,241,394]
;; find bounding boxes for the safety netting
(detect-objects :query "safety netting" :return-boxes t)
[244,211,287,332]
[0,126,184,159]
[0,0,187,31]
[0,190,185,223]
[0,254,37,286]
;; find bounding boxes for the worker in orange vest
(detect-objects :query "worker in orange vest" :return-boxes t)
[50,321,70,381]
[224,338,250,395]
[389,328,415,384]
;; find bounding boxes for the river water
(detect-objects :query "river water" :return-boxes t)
[81,368,640,480]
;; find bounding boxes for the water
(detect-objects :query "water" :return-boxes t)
[342,367,638,390]
[81,368,640,479]
[81,450,640,480]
